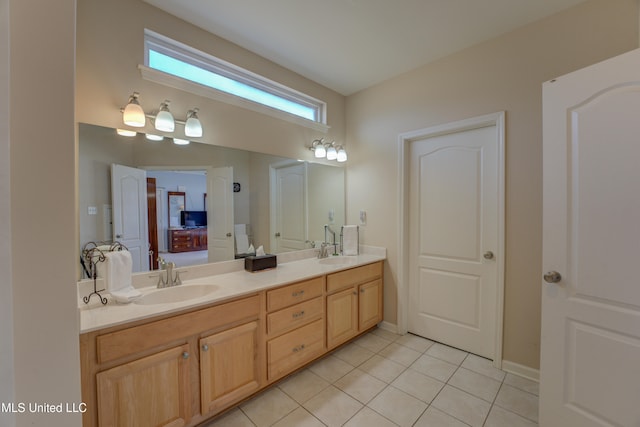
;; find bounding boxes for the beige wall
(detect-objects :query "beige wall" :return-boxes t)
[8,1,82,426]
[76,0,346,160]
[345,0,639,369]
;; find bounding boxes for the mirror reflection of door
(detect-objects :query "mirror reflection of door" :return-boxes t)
[168,191,185,228]
[271,162,307,253]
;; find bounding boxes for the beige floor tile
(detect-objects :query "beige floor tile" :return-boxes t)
[271,406,326,427]
[278,369,330,404]
[426,343,468,366]
[240,387,299,427]
[344,407,399,427]
[203,408,255,426]
[431,385,491,427]
[358,354,406,383]
[368,386,427,427]
[354,332,392,353]
[410,354,458,382]
[391,369,445,403]
[504,373,539,396]
[378,342,422,366]
[395,333,435,353]
[460,354,505,382]
[303,385,363,427]
[332,342,375,367]
[494,384,539,423]
[370,327,402,342]
[308,355,354,383]
[448,367,501,402]
[484,405,538,427]
[413,406,470,427]
[334,368,387,404]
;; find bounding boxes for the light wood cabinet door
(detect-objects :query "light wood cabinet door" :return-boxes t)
[359,279,383,331]
[96,344,191,427]
[200,321,260,415]
[326,287,358,349]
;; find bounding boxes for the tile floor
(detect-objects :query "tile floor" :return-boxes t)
[204,328,539,427]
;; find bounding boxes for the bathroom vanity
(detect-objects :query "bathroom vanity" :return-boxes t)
[78,250,384,427]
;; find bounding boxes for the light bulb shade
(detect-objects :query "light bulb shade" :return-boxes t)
[155,101,175,132]
[173,138,190,145]
[314,144,326,158]
[145,134,163,141]
[337,147,347,162]
[116,128,136,137]
[184,111,203,138]
[326,145,338,160]
[123,93,145,127]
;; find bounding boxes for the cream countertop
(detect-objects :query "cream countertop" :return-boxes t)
[79,246,385,334]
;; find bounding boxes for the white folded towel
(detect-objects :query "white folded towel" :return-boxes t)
[235,234,250,254]
[104,251,141,303]
[342,225,359,256]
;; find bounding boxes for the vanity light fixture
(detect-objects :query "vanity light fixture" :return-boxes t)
[337,145,348,162]
[122,92,146,127]
[310,138,327,158]
[173,138,190,145]
[145,134,164,141]
[116,128,137,137]
[155,100,175,132]
[184,108,203,138]
[326,142,338,161]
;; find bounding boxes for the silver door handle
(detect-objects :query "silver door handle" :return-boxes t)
[483,251,494,260]
[543,271,562,283]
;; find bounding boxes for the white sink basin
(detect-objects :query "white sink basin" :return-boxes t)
[318,256,354,266]
[134,284,219,305]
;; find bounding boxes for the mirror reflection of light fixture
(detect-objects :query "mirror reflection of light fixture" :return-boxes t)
[337,145,347,162]
[116,128,136,137]
[155,100,175,132]
[122,92,146,127]
[145,134,163,141]
[184,108,203,138]
[173,138,190,145]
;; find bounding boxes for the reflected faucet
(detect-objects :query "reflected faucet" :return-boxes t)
[324,224,338,256]
[157,257,182,288]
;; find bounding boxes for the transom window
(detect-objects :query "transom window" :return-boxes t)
[143,30,326,124]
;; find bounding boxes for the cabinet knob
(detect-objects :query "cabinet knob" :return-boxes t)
[292,290,305,297]
[182,351,190,359]
[292,344,306,353]
[292,310,305,319]
[202,344,209,352]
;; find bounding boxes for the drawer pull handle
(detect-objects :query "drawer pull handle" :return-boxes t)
[202,344,209,352]
[182,351,190,360]
[292,290,305,297]
[292,310,305,319]
[292,344,306,353]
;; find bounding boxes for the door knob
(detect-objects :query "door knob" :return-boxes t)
[543,271,562,283]
[275,232,281,237]
[226,232,232,237]
[483,251,494,260]
[116,234,123,239]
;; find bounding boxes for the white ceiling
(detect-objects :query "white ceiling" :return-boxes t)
[144,0,588,95]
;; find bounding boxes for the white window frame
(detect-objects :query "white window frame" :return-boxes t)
[141,29,329,132]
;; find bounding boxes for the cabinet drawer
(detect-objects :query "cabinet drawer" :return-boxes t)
[267,319,324,380]
[266,277,324,312]
[267,296,323,336]
[327,262,382,294]
[97,295,260,364]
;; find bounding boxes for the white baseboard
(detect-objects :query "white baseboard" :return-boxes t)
[377,321,397,334]
[501,360,539,382]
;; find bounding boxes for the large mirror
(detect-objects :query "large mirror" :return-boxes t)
[78,123,345,276]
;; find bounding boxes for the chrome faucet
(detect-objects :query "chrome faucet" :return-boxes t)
[157,257,181,288]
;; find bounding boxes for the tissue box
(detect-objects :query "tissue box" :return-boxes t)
[244,254,277,272]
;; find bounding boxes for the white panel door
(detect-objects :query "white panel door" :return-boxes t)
[111,164,149,272]
[209,166,234,262]
[541,48,640,427]
[408,118,502,359]
[272,162,307,253]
